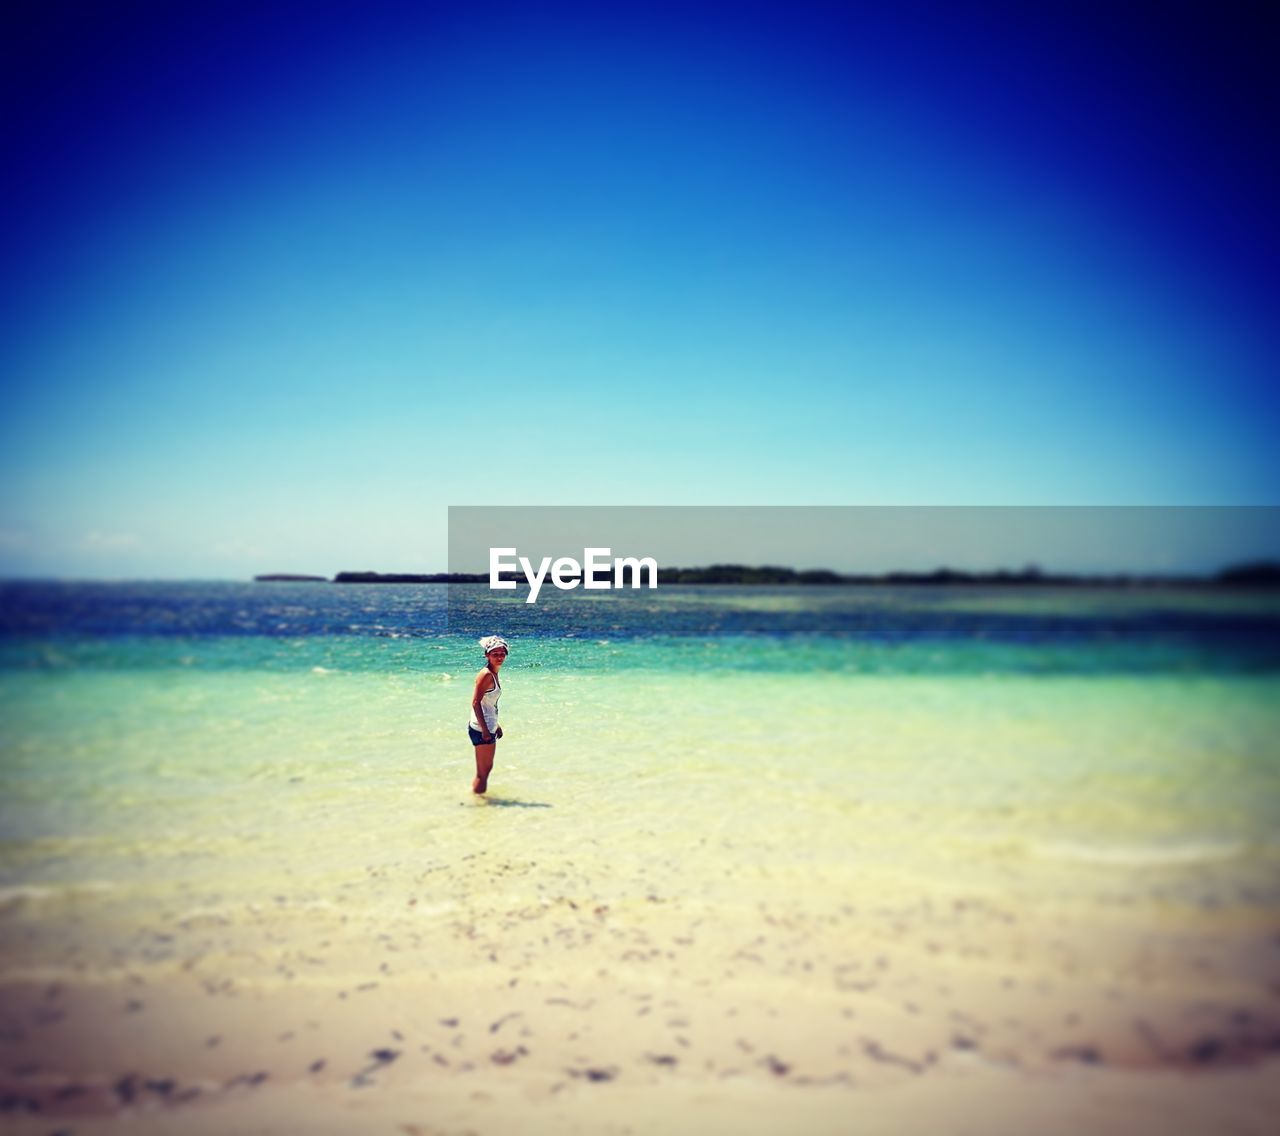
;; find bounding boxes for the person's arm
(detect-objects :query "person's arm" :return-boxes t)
[471,669,494,741]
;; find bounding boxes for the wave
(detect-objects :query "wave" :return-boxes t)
[0,880,116,909]
[1030,839,1247,867]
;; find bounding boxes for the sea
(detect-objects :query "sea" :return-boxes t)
[1,580,1279,1058]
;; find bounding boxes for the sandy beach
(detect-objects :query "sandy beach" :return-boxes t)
[3,832,1280,1135]
[3,585,1279,1133]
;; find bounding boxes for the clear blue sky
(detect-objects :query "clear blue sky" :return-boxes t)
[2,1,1276,578]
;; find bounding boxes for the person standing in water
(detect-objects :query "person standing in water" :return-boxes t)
[468,635,507,794]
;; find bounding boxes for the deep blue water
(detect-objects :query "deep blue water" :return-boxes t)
[1,580,1279,675]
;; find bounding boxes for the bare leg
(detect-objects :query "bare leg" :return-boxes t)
[473,743,496,794]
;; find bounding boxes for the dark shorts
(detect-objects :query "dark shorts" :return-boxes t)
[468,726,497,747]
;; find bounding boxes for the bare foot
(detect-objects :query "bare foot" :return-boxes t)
[473,778,487,794]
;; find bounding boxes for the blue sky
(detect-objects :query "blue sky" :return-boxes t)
[2,1,1277,577]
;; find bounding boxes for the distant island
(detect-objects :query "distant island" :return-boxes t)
[251,562,1280,587]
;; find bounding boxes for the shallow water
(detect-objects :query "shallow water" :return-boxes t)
[2,582,1278,979]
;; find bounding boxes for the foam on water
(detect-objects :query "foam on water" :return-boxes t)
[1029,839,1248,867]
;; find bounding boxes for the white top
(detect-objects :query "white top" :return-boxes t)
[470,671,501,732]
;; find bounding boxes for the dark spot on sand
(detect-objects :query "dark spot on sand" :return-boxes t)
[646,1054,678,1067]
[205,1035,221,1047]
[863,1040,922,1073]
[952,1035,977,1050]
[1053,1045,1102,1065]
[145,1078,175,1096]
[439,1018,459,1028]
[114,1075,139,1104]
[0,1092,39,1113]
[1190,1038,1222,1064]
[309,1059,326,1074]
[763,1055,790,1076]
[569,1067,617,1082]
[370,1048,400,1065]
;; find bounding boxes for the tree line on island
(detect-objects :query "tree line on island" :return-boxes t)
[253,561,1280,587]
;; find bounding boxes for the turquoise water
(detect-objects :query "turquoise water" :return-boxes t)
[1,583,1278,976]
